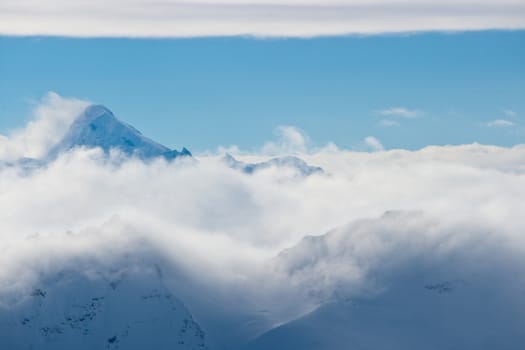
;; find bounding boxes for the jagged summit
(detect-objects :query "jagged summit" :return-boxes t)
[223,153,323,176]
[83,104,116,121]
[49,104,191,160]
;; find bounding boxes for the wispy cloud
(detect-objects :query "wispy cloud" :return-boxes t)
[1,0,524,37]
[503,109,517,117]
[377,107,422,118]
[486,119,516,127]
[379,119,400,127]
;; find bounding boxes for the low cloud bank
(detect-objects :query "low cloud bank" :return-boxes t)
[1,95,525,345]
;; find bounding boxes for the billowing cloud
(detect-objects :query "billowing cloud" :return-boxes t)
[1,95,525,346]
[261,125,309,155]
[364,136,384,151]
[0,92,89,161]
[1,0,524,37]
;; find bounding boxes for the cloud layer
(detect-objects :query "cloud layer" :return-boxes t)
[1,0,525,37]
[1,95,525,346]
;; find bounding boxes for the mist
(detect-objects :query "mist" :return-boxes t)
[1,95,525,347]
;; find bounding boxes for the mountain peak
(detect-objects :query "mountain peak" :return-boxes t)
[49,104,190,161]
[83,104,115,119]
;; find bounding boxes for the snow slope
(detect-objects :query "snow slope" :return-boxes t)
[0,265,209,350]
[245,211,525,349]
[246,279,525,350]
[49,105,191,160]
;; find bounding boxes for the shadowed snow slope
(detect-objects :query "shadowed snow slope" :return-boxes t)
[0,264,209,350]
[246,284,525,350]
[49,105,191,160]
[245,211,525,350]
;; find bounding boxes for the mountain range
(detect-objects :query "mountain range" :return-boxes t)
[1,104,323,177]
[222,153,323,176]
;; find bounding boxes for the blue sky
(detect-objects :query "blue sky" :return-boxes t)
[1,31,524,152]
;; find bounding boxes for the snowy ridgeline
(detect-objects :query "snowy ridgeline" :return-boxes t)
[0,266,208,350]
[222,153,323,176]
[1,104,323,177]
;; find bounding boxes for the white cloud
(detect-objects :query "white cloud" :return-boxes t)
[0,92,89,161]
[364,136,384,151]
[261,125,309,155]
[486,119,516,127]
[1,0,524,37]
[503,109,517,117]
[377,107,421,118]
[2,95,525,345]
[2,141,525,340]
[379,119,400,127]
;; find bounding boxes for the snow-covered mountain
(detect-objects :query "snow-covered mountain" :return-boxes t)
[49,105,191,160]
[0,264,209,350]
[244,211,525,349]
[222,153,323,176]
[246,279,525,350]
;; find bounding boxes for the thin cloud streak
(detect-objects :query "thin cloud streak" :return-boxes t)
[379,119,400,127]
[377,107,422,118]
[486,119,516,127]
[1,0,524,37]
